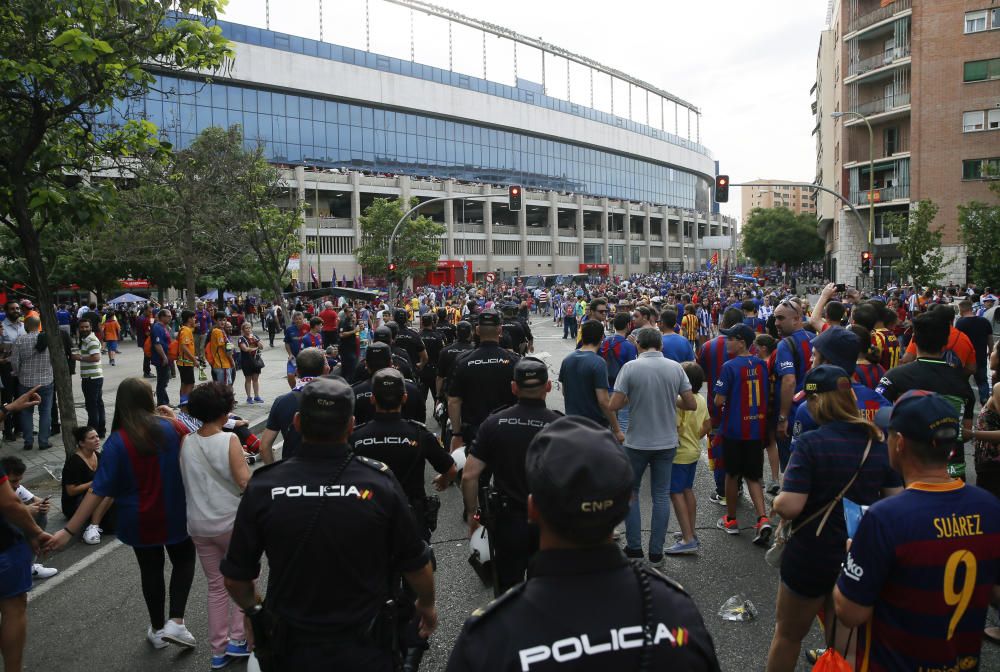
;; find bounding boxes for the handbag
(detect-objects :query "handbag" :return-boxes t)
[253,351,265,370]
[766,438,872,569]
[811,614,855,672]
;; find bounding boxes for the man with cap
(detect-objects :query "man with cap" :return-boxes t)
[436,321,474,402]
[790,326,892,456]
[713,323,773,544]
[448,310,520,452]
[500,303,528,355]
[350,367,456,672]
[222,377,437,672]
[352,326,414,383]
[259,347,329,464]
[393,309,429,374]
[446,416,721,672]
[834,390,1000,672]
[461,357,562,594]
[352,342,425,427]
[418,314,445,405]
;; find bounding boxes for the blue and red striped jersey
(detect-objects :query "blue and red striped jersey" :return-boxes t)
[774,329,814,414]
[743,316,766,334]
[837,482,1000,672]
[853,362,885,390]
[715,355,770,440]
[698,336,730,426]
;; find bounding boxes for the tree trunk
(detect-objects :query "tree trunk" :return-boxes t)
[271,277,284,307]
[182,225,197,311]
[14,204,78,456]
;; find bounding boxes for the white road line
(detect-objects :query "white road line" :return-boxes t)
[28,539,124,602]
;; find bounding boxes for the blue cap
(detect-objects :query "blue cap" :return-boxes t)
[811,326,861,372]
[720,324,755,348]
[874,390,960,446]
[803,364,853,395]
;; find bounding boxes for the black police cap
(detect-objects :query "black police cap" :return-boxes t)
[478,309,501,327]
[514,357,548,388]
[366,341,392,369]
[527,416,633,535]
[393,309,409,325]
[456,320,472,338]
[372,367,405,407]
[373,326,393,344]
[300,377,354,427]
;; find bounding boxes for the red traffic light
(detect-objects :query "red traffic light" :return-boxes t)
[388,262,396,271]
[510,187,520,195]
[861,251,872,261]
[717,177,728,186]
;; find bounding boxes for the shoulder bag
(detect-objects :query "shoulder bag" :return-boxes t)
[766,438,872,569]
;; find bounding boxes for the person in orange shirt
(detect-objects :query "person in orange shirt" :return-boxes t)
[206,316,235,388]
[101,312,120,367]
[899,303,975,375]
[176,310,197,401]
[681,304,700,350]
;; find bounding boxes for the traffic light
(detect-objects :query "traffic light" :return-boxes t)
[508,185,522,211]
[715,175,730,203]
[861,251,872,274]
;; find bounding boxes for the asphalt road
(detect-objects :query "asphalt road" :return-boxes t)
[22,316,1000,672]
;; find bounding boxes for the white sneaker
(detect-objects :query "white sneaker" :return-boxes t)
[161,620,196,648]
[146,626,168,649]
[82,524,102,545]
[31,563,58,579]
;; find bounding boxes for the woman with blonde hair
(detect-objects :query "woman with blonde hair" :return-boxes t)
[765,365,903,672]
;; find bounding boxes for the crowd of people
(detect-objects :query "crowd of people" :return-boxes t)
[0,269,997,671]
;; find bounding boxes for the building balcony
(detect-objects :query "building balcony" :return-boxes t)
[848,0,911,36]
[526,226,551,236]
[608,231,625,239]
[305,216,353,229]
[492,224,519,235]
[849,184,910,206]
[847,45,910,79]
[630,232,645,241]
[851,92,910,117]
[454,223,484,234]
[583,230,602,239]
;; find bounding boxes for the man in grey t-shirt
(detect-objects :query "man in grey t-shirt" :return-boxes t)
[610,327,697,565]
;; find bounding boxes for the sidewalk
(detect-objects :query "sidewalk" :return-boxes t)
[0,328,294,487]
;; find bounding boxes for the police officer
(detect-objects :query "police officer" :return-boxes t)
[462,358,561,593]
[353,342,425,426]
[352,325,414,383]
[394,309,428,373]
[436,321,474,402]
[435,308,456,346]
[448,310,520,452]
[500,303,528,355]
[446,416,721,672]
[418,314,445,404]
[350,368,456,672]
[221,377,437,672]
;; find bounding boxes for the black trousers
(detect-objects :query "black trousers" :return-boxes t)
[492,505,538,593]
[275,632,393,672]
[132,538,196,630]
[0,364,18,436]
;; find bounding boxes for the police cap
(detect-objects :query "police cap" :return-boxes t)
[372,367,406,408]
[373,326,393,344]
[501,302,518,315]
[478,309,501,327]
[456,320,473,339]
[365,341,392,370]
[514,357,548,388]
[393,309,409,325]
[299,377,354,430]
[526,417,633,538]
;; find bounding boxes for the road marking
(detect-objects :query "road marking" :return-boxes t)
[28,539,124,602]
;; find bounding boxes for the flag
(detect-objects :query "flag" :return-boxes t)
[310,265,319,286]
[710,252,719,268]
[331,266,337,286]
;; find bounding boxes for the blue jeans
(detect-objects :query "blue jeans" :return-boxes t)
[617,406,630,434]
[81,377,106,437]
[19,382,53,449]
[623,446,675,557]
[155,363,171,406]
[974,363,990,406]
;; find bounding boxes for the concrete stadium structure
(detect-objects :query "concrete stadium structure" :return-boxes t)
[114,4,735,284]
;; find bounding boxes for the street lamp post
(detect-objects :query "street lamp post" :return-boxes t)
[831,110,875,288]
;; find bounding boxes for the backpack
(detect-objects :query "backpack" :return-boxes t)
[143,335,152,358]
[168,339,179,361]
[600,337,625,385]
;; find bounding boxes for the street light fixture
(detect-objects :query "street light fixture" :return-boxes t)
[831,110,875,285]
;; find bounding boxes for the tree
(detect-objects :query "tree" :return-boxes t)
[0,0,231,453]
[886,199,945,289]
[740,207,825,266]
[355,198,445,285]
[959,178,1000,289]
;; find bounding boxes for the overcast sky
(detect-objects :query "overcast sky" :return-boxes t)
[218,0,830,220]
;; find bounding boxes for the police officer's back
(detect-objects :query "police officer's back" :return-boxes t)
[435,308,456,345]
[352,326,414,383]
[353,342,425,425]
[501,304,528,355]
[462,358,561,592]
[418,313,445,401]
[436,321,474,400]
[446,416,720,672]
[351,368,456,540]
[394,309,428,372]
[447,310,520,451]
[221,377,437,672]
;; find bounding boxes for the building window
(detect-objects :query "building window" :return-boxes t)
[993,8,1000,29]
[965,10,988,33]
[963,158,1000,180]
[964,58,1000,82]
[990,109,1000,130]
[964,111,986,132]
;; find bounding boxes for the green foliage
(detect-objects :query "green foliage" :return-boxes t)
[740,207,825,266]
[959,179,1000,289]
[885,199,945,288]
[355,198,445,282]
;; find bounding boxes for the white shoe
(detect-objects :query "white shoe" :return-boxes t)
[162,620,197,648]
[146,626,168,649]
[31,563,58,579]
[82,524,102,545]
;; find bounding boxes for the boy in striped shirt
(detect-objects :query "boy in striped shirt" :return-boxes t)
[74,319,105,438]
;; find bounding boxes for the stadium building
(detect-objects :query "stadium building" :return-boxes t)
[111,1,735,285]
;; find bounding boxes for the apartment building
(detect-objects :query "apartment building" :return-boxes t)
[739,180,818,224]
[814,0,1000,287]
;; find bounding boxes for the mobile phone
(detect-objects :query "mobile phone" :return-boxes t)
[835,283,846,292]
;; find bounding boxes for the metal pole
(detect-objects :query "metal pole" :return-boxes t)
[837,111,875,288]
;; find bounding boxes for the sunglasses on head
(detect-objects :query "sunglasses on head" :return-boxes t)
[778,299,801,314]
